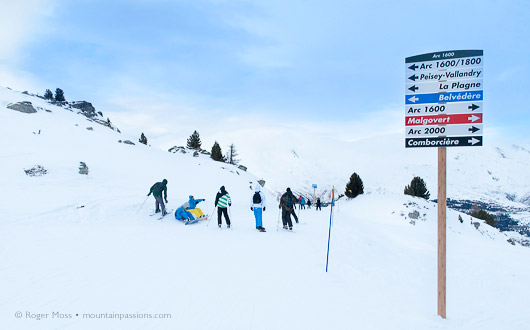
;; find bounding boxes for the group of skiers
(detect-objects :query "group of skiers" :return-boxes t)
[147,179,323,232]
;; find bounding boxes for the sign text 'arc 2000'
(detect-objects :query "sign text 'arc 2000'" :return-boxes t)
[405,50,483,148]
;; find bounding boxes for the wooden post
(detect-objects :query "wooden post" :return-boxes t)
[438,147,447,318]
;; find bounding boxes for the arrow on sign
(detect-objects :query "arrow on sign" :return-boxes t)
[468,137,481,145]
[468,126,481,133]
[468,104,480,111]
[408,64,418,71]
[408,74,418,81]
[408,85,419,92]
[468,115,480,122]
[408,96,419,103]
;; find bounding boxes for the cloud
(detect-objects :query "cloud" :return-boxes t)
[0,0,58,91]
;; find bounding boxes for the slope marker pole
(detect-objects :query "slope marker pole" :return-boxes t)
[438,147,447,319]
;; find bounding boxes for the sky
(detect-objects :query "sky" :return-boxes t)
[1,0,529,148]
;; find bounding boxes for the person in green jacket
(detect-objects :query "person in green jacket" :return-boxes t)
[147,179,168,215]
[214,186,232,228]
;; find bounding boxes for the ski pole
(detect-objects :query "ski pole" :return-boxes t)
[136,196,149,214]
[207,206,216,226]
[276,208,281,231]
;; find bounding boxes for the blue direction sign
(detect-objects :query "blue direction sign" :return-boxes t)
[406,91,483,105]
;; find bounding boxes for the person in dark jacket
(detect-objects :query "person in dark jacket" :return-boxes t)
[215,186,232,228]
[147,179,168,215]
[279,187,297,230]
[307,199,312,209]
[316,197,322,211]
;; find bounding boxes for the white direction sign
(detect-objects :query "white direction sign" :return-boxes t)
[405,102,482,115]
[407,78,483,94]
[406,67,483,83]
[406,124,483,137]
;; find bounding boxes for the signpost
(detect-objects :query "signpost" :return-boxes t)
[405,50,483,319]
[312,184,317,204]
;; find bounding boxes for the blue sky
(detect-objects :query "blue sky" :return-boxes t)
[1,0,529,143]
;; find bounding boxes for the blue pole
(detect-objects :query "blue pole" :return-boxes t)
[326,195,334,272]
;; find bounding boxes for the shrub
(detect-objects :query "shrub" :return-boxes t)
[471,209,496,227]
[404,176,430,200]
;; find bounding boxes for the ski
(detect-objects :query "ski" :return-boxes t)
[185,219,199,225]
[157,209,173,220]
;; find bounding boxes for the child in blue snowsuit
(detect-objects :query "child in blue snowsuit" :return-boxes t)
[175,195,205,221]
[250,185,266,231]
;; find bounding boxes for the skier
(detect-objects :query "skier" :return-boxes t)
[215,186,232,228]
[250,185,266,232]
[147,179,168,215]
[316,197,322,211]
[175,195,205,222]
[279,187,297,230]
[300,197,306,209]
[307,199,312,209]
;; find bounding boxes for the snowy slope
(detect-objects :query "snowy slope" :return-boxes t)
[1,87,530,330]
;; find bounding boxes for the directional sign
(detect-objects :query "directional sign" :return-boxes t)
[406,113,482,126]
[405,102,482,115]
[407,78,483,94]
[406,136,483,148]
[406,50,483,73]
[406,124,483,137]
[406,91,483,104]
[312,184,317,188]
[405,49,483,148]
[406,67,483,83]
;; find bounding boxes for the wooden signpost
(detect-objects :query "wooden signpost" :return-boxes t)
[405,50,484,318]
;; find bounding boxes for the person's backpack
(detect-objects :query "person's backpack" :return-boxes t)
[253,192,262,204]
[152,182,163,194]
[284,194,293,208]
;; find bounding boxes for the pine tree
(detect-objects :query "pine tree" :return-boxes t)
[225,143,239,165]
[44,89,53,100]
[54,88,65,102]
[139,133,148,145]
[345,172,364,198]
[186,130,202,149]
[211,141,224,162]
[404,176,430,200]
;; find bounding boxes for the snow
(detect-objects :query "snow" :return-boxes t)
[1,87,530,329]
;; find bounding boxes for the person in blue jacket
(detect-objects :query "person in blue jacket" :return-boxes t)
[175,195,205,221]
